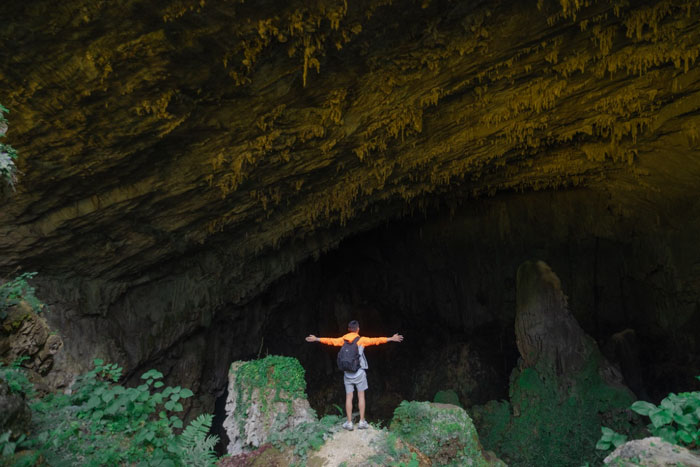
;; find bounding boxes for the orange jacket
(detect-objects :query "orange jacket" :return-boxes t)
[318,332,388,347]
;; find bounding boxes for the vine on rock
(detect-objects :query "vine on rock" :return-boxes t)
[0,103,18,190]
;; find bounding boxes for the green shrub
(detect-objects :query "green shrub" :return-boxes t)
[0,431,29,460]
[474,354,640,466]
[598,376,700,450]
[176,414,220,467]
[366,430,422,467]
[22,359,218,466]
[0,103,18,189]
[595,426,628,451]
[269,414,342,463]
[0,272,44,321]
[0,356,35,397]
[397,452,419,467]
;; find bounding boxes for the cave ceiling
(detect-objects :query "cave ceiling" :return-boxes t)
[1,0,700,289]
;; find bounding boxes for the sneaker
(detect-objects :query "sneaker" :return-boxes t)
[342,420,354,431]
[357,420,369,430]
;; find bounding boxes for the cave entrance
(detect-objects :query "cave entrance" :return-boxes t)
[253,216,521,423]
[217,189,700,427]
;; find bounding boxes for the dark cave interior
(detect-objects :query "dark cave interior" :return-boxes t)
[205,188,700,449]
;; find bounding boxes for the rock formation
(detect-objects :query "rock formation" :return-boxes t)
[390,400,500,466]
[514,260,625,387]
[604,437,700,466]
[0,378,31,438]
[602,328,649,400]
[473,260,641,466]
[1,300,66,394]
[223,356,315,455]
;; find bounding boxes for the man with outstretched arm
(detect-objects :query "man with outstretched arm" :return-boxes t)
[305,320,404,430]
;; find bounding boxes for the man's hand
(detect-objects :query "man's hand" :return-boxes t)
[390,333,404,342]
[305,335,319,342]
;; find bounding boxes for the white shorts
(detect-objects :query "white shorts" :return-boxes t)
[344,369,368,393]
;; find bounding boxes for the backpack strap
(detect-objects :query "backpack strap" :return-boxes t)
[352,336,360,345]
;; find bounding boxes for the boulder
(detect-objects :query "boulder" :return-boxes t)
[604,437,700,466]
[390,400,501,466]
[223,355,316,455]
[434,389,461,407]
[1,300,64,395]
[0,378,31,437]
[602,329,650,401]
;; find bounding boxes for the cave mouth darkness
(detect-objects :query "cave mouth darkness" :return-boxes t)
[3,0,700,465]
[204,189,700,459]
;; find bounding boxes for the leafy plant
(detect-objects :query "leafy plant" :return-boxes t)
[396,452,419,467]
[269,414,342,463]
[0,103,18,189]
[0,272,44,321]
[0,356,35,397]
[628,379,700,446]
[0,431,28,459]
[175,413,220,467]
[23,359,217,466]
[366,430,412,466]
[595,426,627,451]
[598,376,700,451]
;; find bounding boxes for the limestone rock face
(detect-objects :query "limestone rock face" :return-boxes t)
[604,437,700,466]
[223,356,316,455]
[1,300,66,394]
[514,260,625,387]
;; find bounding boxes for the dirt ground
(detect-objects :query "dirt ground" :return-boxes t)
[307,425,387,466]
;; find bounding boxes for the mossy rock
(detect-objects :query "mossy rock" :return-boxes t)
[223,355,316,455]
[1,301,33,333]
[217,443,294,466]
[390,401,491,466]
[473,360,641,466]
[433,389,461,407]
[470,399,511,451]
[233,355,307,402]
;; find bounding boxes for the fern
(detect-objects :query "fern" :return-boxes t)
[177,413,220,467]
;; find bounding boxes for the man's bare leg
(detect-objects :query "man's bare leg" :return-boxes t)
[345,391,354,423]
[358,390,366,421]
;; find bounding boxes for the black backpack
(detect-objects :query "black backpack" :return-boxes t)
[337,336,361,372]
